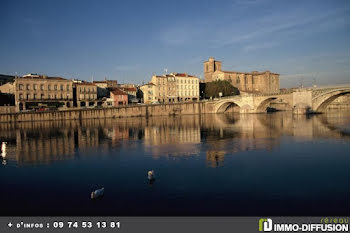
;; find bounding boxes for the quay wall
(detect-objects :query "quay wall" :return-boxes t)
[0,106,16,114]
[0,102,209,123]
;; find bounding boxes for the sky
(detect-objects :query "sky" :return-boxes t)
[0,0,350,88]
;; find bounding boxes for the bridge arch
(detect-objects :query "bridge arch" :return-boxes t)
[216,101,241,113]
[256,97,278,113]
[313,88,350,112]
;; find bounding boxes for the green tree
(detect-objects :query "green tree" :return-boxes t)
[204,80,239,98]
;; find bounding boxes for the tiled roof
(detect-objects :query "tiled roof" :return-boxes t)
[155,73,197,78]
[92,81,107,83]
[110,88,128,95]
[18,76,68,81]
[142,82,155,86]
[74,82,96,86]
[221,70,279,75]
[120,87,137,92]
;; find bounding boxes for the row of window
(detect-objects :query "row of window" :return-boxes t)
[177,79,198,84]
[78,94,97,100]
[178,91,198,96]
[157,91,199,97]
[177,85,199,90]
[18,93,71,100]
[157,79,199,85]
[18,83,71,91]
[158,85,199,91]
[79,87,97,93]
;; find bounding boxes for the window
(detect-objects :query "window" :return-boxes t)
[54,85,57,90]
[41,94,44,100]
[66,84,70,91]
[48,84,51,90]
[26,94,30,100]
[19,84,23,90]
[26,84,30,90]
[19,93,23,100]
[33,84,37,90]
[41,84,44,90]
[60,85,64,90]
[33,94,37,99]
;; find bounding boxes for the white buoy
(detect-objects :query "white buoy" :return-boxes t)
[91,187,104,199]
[148,170,155,180]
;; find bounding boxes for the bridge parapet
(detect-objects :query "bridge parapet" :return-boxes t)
[205,84,350,114]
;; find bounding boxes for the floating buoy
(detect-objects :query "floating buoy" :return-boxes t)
[91,187,104,199]
[148,170,155,180]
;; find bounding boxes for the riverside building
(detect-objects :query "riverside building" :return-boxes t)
[204,57,280,94]
[14,74,73,111]
[148,72,200,103]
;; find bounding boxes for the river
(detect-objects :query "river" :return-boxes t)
[0,111,350,216]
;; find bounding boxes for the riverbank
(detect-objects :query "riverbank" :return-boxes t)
[0,102,207,123]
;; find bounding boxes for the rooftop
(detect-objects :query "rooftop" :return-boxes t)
[110,88,128,95]
[221,70,280,75]
[142,82,156,86]
[17,75,68,81]
[154,72,197,78]
[74,82,96,86]
[120,87,137,92]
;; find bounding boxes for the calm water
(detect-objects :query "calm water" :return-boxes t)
[1,112,350,216]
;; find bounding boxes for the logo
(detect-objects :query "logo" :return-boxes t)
[259,218,273,232]
[258,218,349,232]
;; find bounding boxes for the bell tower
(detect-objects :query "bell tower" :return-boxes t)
[204,57,222,82]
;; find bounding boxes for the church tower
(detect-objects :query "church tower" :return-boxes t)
[203,57,222,82]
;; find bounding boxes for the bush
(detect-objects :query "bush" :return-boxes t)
[204,80,239,98]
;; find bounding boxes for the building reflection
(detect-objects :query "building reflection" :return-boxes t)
[143,116,201,158]
[0,111,349,166]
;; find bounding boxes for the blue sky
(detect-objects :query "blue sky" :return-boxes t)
[1,0,349,88]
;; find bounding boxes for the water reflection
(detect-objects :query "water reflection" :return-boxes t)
[0,112,349,166]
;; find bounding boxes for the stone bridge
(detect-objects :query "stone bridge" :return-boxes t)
[205,84,350,114]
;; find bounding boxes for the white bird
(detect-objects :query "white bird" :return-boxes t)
[91,187,104,199]
[1,142,7,158]
[148,170,155,180]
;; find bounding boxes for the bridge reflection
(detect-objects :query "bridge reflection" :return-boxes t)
[0,112,349,166]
